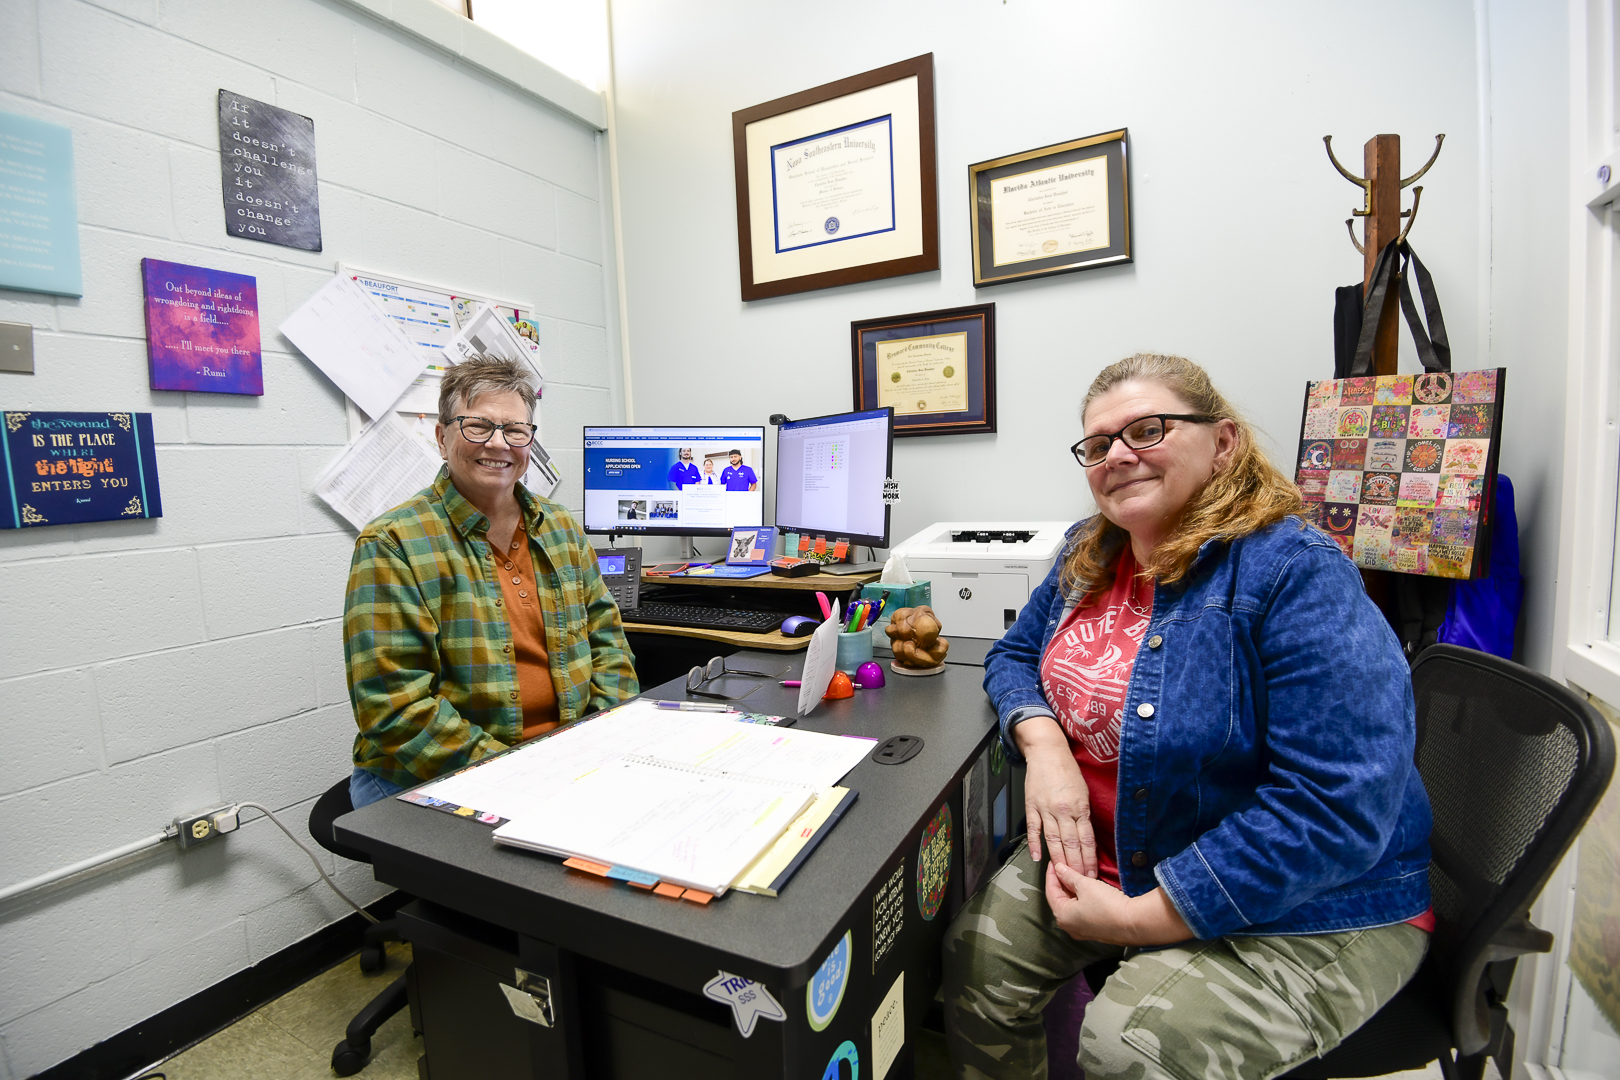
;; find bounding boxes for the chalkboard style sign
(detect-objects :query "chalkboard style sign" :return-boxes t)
[217,89,321,251]
[1,411,164,529]
[141,258,263,394]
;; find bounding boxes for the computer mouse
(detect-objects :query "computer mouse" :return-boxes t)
[780,615,818,637]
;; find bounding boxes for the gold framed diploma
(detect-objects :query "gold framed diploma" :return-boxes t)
[852,304,995,437]
[969,129,1132,287]
[732,55,939,302]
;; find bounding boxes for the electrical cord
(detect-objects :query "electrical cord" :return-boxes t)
[227,802,380,924]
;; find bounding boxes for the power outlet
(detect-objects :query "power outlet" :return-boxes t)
[172,807,233,849]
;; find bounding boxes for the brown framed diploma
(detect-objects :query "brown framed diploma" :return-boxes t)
[852,303,995,437]
[968,128,1132,287]
[732,54,939,302]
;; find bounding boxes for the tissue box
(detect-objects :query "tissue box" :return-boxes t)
[861,580,931,612]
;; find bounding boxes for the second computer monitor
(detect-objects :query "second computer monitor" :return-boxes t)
[774,407,894,548]
[583,426,765,537]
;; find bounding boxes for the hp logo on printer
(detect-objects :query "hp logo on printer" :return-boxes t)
[959,587,973,600]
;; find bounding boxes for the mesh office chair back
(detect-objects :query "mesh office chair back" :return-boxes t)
[1409,644,1615,1064]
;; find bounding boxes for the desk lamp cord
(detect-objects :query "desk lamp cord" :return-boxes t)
[227,801,380,925]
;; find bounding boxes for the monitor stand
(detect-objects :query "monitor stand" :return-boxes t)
[821,561,884,575]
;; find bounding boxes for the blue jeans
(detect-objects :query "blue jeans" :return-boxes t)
[350,767,407,809]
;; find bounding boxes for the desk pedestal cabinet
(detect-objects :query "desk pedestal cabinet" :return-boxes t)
[342,659,1015,1080]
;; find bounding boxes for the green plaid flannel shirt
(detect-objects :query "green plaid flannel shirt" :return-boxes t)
[345,468,638,787]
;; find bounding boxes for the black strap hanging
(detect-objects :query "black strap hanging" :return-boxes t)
[1347,238,1450,377]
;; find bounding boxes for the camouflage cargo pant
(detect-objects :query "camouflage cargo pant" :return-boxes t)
[943,847,1429,1080]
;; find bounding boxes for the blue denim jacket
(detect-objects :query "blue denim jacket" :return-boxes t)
[984,517,1432,940]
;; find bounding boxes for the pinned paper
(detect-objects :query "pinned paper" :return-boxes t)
[882,477,901,503]
[702,971,785,1037]
[797,600,842,716]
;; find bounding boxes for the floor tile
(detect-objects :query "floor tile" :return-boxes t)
[161,1011,313,1080]
[258,945,413,1055]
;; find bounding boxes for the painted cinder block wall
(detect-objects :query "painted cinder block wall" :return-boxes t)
[0,0,622,1074]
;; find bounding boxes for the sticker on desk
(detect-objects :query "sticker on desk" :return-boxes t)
[916,802,952,921]
[702,971,785,1037]
[396,789,506,828]
[807,930,852,1031]
[962,751,990,898]
[872,972,905,1080]
[872,860,905,972]
[822,1039,860,1080]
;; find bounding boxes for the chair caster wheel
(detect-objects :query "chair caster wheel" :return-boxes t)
[332,1038,371,1076]
[358,942,386,973]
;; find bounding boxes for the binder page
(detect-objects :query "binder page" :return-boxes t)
[493,757,815,893]
[413,700,875,823]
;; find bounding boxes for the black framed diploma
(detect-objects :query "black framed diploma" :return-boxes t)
[968,129,1131,288]
[732,55,939,302]
[852,304,995,438]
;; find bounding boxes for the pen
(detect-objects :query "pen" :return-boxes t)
[652,700,734,712]
[780,680,802,687]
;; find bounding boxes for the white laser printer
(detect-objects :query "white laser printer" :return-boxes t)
[890,521,1072,640]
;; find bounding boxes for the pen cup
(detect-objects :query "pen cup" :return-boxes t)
[836,629,875,674]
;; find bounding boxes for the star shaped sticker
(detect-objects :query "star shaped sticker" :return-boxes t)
[702,971,786,1037]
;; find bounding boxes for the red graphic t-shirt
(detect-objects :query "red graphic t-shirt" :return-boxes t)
[1039,546,1154,887]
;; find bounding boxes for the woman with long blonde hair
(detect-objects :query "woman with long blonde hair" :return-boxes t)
[946,354,1432,1080]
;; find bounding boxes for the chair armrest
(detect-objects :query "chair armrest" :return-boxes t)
[1482,912,1554,962]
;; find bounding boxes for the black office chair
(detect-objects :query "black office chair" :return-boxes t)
[1082,644,1614,1080]
[308,779,413,1077]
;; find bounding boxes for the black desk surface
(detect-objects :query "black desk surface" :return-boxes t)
[335,653,997,993]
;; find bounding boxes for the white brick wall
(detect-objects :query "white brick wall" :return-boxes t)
[0,0,622,1074]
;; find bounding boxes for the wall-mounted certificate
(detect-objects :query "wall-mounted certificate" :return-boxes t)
[853,305,994,437]
[875,333,967,415]
[771,116,896,253]
[970,129,1132,287]
[733,55,938,301]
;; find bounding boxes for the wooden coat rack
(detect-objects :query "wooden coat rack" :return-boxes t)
[1324,133,1445,375]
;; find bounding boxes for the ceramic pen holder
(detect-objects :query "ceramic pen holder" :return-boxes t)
[835,628,875,674]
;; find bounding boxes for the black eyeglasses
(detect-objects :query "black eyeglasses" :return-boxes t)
[449,415,538,447]
[686,655,778,699]
[1070,413,1217,468]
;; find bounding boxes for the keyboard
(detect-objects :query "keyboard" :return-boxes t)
[619,601,785,634]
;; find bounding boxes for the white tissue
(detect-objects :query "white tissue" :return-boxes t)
[880,553,914,585]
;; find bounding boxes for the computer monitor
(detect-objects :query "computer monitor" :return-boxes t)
[773,407,894,548]
[582,425,766,537]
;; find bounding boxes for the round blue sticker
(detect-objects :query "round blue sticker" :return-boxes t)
[825,216,841,235]
[807,930,852,1031]
[822,1039,859,1080]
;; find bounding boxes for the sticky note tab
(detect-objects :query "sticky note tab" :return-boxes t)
[814,536,827,554]
[653,882,685,899]
[563,857,611,877]
[833,540,849,559]
[607,865,660,888]
[682,888,715,904]
[799,534,811,554]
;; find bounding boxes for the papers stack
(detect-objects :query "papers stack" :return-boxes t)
[407,701,875,896]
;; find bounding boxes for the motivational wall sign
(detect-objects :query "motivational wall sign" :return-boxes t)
[141,258,263,394]
[2,411,163,529]
[0,111,83,297]
[217,89,321,251]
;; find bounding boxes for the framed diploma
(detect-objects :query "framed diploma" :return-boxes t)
[968,129,1132,287]
[852,304,995,437]
[732,55,939,301]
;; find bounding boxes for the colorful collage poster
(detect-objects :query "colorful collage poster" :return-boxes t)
[141,258,263,395]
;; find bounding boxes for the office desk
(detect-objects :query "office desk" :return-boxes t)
[336,654,1013,1080]
[624,569,882,684]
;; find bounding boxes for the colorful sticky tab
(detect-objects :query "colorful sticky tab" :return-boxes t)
[813,536,828,554]
[653,882,686,899]
[833,540,849,559]
[798,534,811,554]
[607,865,661,888]
[563,857,612,877]
[682,888,715,904]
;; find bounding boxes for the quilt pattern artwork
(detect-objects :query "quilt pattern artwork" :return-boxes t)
[1294,370,1504,580]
